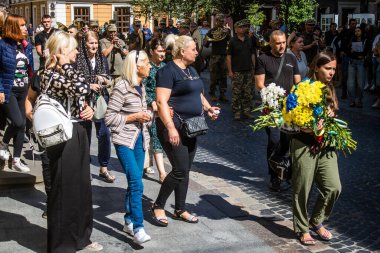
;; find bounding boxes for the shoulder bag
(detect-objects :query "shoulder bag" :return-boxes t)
[32,70,73,148]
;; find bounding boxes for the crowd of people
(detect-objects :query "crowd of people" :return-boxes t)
[0,6,376,251]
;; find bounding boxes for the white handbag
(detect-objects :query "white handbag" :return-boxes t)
[32,72,73,148]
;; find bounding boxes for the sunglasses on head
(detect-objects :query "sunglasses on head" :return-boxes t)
[135,50,140,64]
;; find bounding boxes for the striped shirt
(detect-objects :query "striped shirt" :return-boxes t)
[105,79,151,150]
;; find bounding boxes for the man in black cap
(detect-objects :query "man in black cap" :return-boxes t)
[127,20,146,51]
[227,19,255,120]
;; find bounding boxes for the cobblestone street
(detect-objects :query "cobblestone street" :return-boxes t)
[192,71,380,252]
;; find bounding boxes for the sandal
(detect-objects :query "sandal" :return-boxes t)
[99,170,116,183]
[84,241,103,251]
[150,205,168,227]
[309,223,333,241]
[145,167,155,174]
[173,210,199,223]
[298,233,316,246]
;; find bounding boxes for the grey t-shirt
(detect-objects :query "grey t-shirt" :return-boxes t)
[100,38,126,76]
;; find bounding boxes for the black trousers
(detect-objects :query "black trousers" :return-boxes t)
[154,118,197,210]
[46,123,93,253]
[1,89,27,157]
[265,127,290,179]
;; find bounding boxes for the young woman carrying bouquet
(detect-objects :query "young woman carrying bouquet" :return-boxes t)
[291,51,341,246]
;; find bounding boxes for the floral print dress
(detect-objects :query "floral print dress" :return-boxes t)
[144,61,165,153]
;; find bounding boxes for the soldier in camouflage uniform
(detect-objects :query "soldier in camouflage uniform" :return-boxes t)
[227,19,255,120]
[204,14,231,102]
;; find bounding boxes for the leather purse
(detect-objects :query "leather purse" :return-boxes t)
[175,112,208,138]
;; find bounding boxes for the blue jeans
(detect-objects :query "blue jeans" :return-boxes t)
[114,133,145,233]
[347,59,365,101]
[82,120,111,167]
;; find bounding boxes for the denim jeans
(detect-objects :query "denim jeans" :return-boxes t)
[114,133,145,233]
[347,59,365,101]
[82,120,111,167]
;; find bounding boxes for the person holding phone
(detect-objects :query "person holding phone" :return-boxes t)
[39,31,102,252]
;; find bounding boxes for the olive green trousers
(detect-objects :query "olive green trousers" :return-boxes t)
[291,138,342,234]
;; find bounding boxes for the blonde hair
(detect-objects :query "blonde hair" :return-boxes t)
[121,50,149,87]
[164,34,178,50]
[44,30,78,68]
[172,35,194,58]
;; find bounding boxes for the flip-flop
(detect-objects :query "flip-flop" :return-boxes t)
[298,233,316,246]
[309,223,333,241]
[150,207,168,227]
[173,210,199,223]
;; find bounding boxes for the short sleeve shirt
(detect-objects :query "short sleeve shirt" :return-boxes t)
[255,51,300,92]
[156,61,204,120]
[100,38,126,76]
[206,28,231,55]
[227,35,254,72]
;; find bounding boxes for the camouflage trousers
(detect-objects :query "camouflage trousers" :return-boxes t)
[231,71,253,113]
[209,55,227,95]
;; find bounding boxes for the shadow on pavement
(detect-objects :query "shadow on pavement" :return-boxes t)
[0,209,46,252]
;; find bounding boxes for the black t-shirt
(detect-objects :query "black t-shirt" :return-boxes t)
[206,27,231,55]
[303,32,318,65]
[156,61,204,121]
[255,51,300,92]
[227,35,254,72]
[35,28,56,65]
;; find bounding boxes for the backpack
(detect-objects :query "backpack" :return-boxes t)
[32,71,73,148]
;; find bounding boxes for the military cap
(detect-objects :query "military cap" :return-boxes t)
[215,13,225,21]
[107,24,117,32]
[235,19,250,27]
[89,19,99,27]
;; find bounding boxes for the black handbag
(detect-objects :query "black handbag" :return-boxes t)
[175,112,208,138]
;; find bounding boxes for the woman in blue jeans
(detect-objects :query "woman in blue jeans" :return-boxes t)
[347,27,370,108]
[105,50,153,244]
[75,31,115,182]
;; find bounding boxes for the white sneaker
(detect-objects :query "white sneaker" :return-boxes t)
[133,228,151,244]
[13,159,30,173]
[0,147,10,161]
[123,223,134,236]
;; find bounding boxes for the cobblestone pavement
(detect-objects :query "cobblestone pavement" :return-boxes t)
[191,71,380,253]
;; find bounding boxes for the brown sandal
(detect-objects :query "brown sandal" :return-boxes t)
[99,170,115,183]
[298,233,316,246]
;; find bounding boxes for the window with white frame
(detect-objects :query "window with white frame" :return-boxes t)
[114,7,131,33]
[19,7,23,17]
[74,6,91,24]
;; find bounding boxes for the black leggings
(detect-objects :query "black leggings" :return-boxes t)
[154,118,197,211]
[1,89,27,158]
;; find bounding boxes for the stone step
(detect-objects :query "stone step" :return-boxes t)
[0,143,43,186]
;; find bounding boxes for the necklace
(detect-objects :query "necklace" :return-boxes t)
[181,68,193,80]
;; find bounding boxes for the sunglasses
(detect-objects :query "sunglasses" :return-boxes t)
[135,50,140,64]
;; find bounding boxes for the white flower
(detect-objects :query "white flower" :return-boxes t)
[260,83,286,109]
